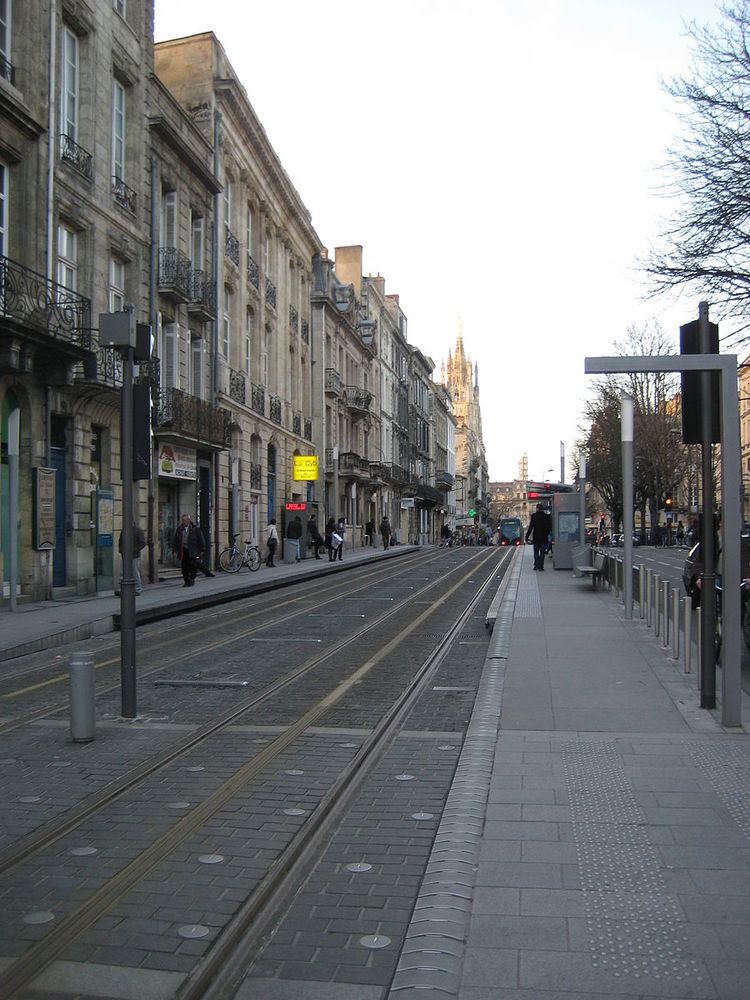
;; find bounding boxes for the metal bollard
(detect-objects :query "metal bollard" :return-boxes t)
[639,564,646,619]
[646,568,653,626]
[662,581,670,648]
[696,614,702,688]
[654,573,661,636]
[672,589,680,659]
[69,651,95,742]
[684,597,692,673]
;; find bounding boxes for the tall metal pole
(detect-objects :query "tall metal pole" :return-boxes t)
[698,302,716,710]
[621,392,634,619]
[719,346,742,726]
[578,452,586,547]
[560,440,565,485]
[120,346,136,718]
[8,407,19,612]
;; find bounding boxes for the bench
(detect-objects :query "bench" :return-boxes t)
[574,549,607,589]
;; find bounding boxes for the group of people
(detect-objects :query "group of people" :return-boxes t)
[263,514,393,567]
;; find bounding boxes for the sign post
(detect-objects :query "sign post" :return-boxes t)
[8,407,19,612]
[621,393,634,619]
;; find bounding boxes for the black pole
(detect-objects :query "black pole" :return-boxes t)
[698,301,716,709]
[120,345,137,718]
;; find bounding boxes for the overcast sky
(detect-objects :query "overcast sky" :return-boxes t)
[156,0,725,483]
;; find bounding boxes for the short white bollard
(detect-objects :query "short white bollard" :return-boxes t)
[69,651,95,743]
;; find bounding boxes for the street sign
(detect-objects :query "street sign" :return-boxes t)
[292,455,318,480]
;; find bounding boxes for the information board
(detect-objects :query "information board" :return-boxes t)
[292,455,318,481]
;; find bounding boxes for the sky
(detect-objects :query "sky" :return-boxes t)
[155,0,726,483]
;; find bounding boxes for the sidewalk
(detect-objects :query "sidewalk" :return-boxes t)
[0,544,418,664]
[393,544,750,1000]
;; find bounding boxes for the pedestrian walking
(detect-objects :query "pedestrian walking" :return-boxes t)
[365,518,375,547]
[265,518,279,567]
[172,513,205,587]
[440,523,452,548]
[334,517,345,561]
[117,519,146,595]
[380,515,391,550]
[325,517,336,561]
[525,503,552,571]
[286,515,303,562]
[676,520,685,547]
[307,514,324,559]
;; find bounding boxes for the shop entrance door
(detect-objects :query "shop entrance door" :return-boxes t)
[197,462,211,557]
[51,446,67,586]
[158,484,178,568]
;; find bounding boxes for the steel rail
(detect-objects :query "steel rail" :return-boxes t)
[0,551,435,733]
[0,547,504,999]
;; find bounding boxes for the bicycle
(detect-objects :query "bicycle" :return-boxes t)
[218,534,262,573]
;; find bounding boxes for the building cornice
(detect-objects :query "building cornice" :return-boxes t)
[148,114,222,194]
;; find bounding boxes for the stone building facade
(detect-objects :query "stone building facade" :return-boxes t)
[441,332,488,523]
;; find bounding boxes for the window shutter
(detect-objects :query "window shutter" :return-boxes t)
[191,337,203,399]
[162,322,176,389]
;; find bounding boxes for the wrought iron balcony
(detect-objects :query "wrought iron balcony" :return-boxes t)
[187,269,216,320]
[304,417,312,441]
[156,386,231,449]
[382,462,411,486]
[343,385,372,416]
[225,227,240,266]
[369,462,386,483]
[325,368,342,396]
[0,255,92,352]
[301,319,309,344]
[265,276,277,310]
[289,305,298,333]
[250,382,265,415]
[339,451,372,479]
[60,134,93,180]
[250,462,262,490]
[417,483,443,505]
[0,54,15,86]
[112,176,136,214]
[292,411,302,435]
[435,469,454,490]
[158,247,191,302]
[229,367,246,405]
[269,394,282,425]
[79,344,123,389]
[247,255,260,289]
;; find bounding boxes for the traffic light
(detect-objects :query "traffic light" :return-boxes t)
[664,492,673,510]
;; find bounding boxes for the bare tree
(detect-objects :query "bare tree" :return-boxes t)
[644,3,750,337]
[581,380,623,532]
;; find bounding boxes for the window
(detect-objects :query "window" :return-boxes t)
[190,213,204,269]
[160,189,176,248]
[61,27,78,142]
[159,318,178,390]
[246,206,253,257]
[0,161,6,257]
[113,0,125,16]
[109,258,125,311]
[222,287,231,359]
[223,177,232,233]
[57,224,77,290]
[244,308,253,376]
[112,79,125,180]
[0,1,10,67]
[190,334,204,398]
[264,231,271,276]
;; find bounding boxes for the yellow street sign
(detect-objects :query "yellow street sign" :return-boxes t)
[292,455,318,481]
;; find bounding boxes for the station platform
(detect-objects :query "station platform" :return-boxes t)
[0,544,418,664]
[387,543,750,1000]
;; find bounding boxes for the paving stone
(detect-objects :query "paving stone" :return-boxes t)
[469,914,568,951]
[461,947,519,988]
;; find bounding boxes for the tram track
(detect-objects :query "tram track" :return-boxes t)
[0,549,433,734]
[0,546,508,999]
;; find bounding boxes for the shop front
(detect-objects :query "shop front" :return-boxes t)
[156,442,198,570]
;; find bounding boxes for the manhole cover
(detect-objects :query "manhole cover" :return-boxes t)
[70,846,97,856]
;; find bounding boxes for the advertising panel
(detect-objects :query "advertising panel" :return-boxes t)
[292,455,318,481]
[158,444,196,480]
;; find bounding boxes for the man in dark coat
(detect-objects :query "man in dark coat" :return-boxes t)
[307,515,324,559]
[380,516,392,550]
[526,503,552,571]
[286,515,303,562]
[173,513,205,587]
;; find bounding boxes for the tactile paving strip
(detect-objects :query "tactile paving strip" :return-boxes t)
[514,553,542,618]
[691,741,750,840]
[562,741,702,984]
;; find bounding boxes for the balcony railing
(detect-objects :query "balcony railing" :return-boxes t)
[339,451,372,478]
[289,304,298,333]
[304,417,312,441]
[187,269,216,319]
[417,483,443,505]
[0,53,15,86]
[60,134,93,180]
[343,385,372,415]
[158,247,191,301]
[247,255,260,289]
[0,255,92,349]
[325,368,342,396]
[382,462,411,486]
[79,344,123,389]
[112,176,136,214]
[250,382,265,416]
[435,469,455,490]
[292,411,302,435]
[156,386,231,448]
[250,462,262,490]
[269,394,282,425]
[301,319,309,344]
[229,368,246,405]
[265,276,277,310]
[225,227,240,266]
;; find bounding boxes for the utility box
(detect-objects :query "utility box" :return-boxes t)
[552,492,582,570]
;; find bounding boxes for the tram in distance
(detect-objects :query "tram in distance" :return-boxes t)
[498,516,524,546]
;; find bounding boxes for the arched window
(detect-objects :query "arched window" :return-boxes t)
[267,443,276,521]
